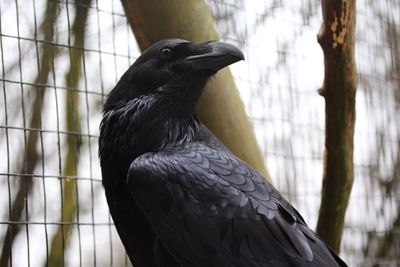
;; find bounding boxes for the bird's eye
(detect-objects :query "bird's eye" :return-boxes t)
[160,48,172,58]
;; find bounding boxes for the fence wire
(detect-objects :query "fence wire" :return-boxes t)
[0,0,399,267]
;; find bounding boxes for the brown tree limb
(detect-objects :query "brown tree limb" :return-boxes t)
[121,0,270,181]
[0,1,59,266]
[316,0,358,253]
[45,0,91,266]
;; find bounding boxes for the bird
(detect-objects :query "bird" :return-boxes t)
[99,39,347,267]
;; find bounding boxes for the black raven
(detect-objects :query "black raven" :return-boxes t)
[99,39,347,267]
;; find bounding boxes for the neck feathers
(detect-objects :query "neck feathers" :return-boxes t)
[99,94,199,167]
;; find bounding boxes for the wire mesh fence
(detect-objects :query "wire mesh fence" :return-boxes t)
[0,0,399,266]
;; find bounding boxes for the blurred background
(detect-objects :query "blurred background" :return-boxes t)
[0,0,399,266]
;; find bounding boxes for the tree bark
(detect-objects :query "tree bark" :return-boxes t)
[121,0,270,181]
[316,0,357,253]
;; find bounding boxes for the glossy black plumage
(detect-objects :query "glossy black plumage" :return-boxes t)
[99,39,347,267]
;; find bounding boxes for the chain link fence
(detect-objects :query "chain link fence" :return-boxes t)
[0,0,398,266]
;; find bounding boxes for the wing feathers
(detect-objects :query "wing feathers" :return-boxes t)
[128,142,345,266]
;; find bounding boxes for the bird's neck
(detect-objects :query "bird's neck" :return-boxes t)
[135,95,200,148]
[100,94,199,171]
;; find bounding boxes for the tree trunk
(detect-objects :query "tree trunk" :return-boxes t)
[316,0,358,253]
[121,0,270,181]
[45,1,91,266]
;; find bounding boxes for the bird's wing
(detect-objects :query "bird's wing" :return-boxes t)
[127,142,345,267]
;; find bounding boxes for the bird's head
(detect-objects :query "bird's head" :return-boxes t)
[104,39,244,113]
[100,39,244,162]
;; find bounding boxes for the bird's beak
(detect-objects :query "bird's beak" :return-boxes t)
[184,41,244,72]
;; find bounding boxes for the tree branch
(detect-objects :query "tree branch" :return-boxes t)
[45,0,91,266]
[0,1,59,265]
[316,0,358,253]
